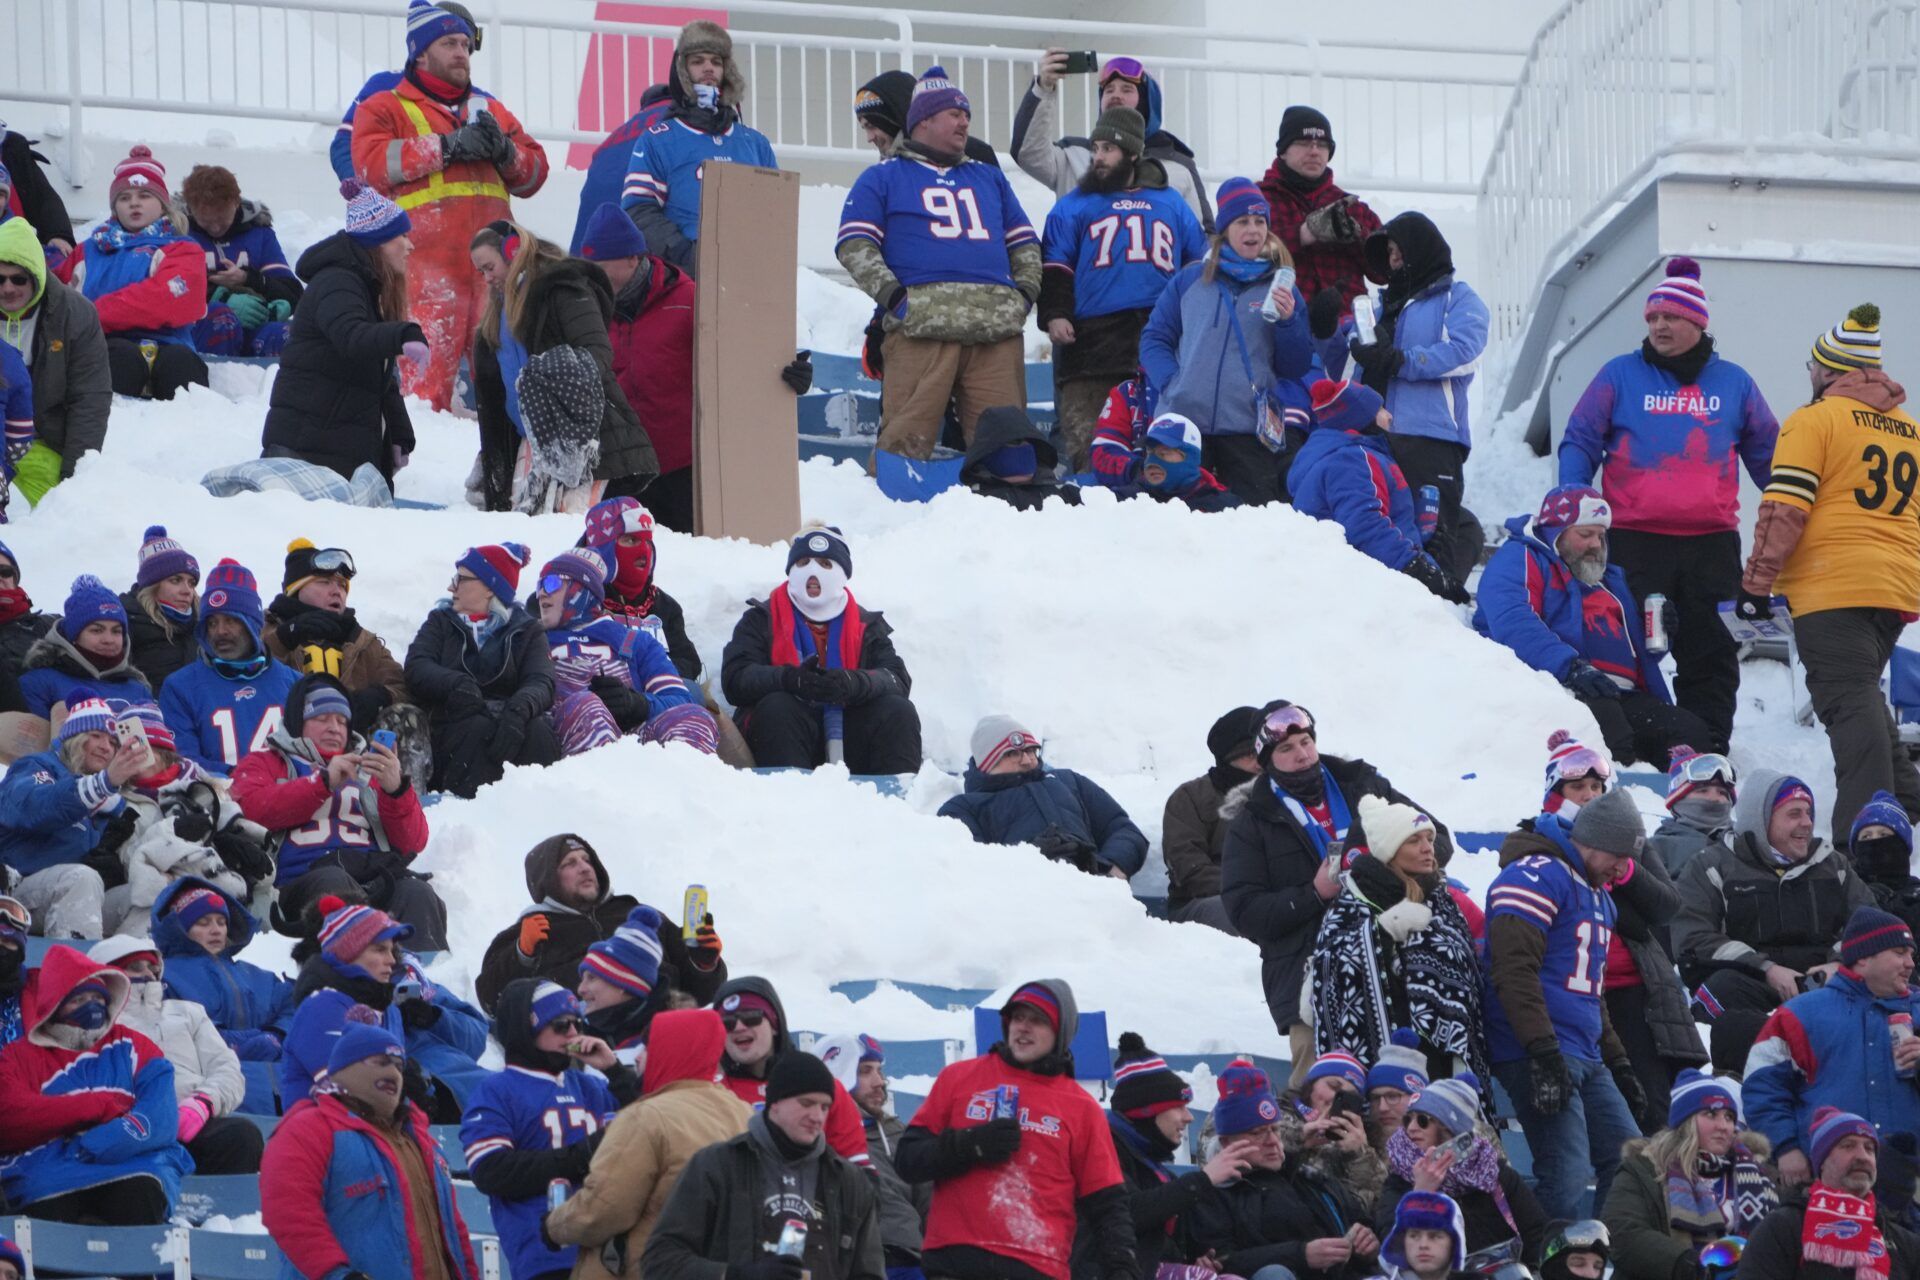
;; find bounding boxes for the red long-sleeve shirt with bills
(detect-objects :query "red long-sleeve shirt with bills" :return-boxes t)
[910,1053,1122,1280]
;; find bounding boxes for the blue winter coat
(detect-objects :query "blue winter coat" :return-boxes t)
[1323,274,1488,449]
[1472,514,1671,695]
[152,877,294,1043]
[570,95,673,254]
[280,974,490,1110]
[261,1091,480,1280]
[1138,260,1311,436]
[936,763,1147,875]
[1287,425,1426,570]
[1744,969,1920,1162]
[0,747,124,877]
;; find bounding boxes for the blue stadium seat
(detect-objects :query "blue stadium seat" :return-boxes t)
[178,1174,263,1223]
[892,1091,925,1125]
[971,1006,1113,1085]
[235,1112,281,1140]
[189,1227,282,1280]
[435,1124,468,1174]
[7,1217,183,1278]
[455,1179,496,1234]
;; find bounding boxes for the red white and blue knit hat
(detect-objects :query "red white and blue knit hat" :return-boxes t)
[405,0,473,62]
[110,145,169,203]
[1309,379,1384,435]
[1111,1032,1193,1119]
[317,895,412,968]
[55,697,117,745]
[1534,484,1612,535]
[1215,176,1268,228]
[904,65,970,134]
[135,525,200,591]
[580,904,665,998]
[201,558,266,648]
[1667,1068,1740,1128]
[1383,1191,1468,1274]
[528,980,585,1032]
[1004,982,1063,1032]
[340,179,411,247]
[1213,1058,1282,1137]
[1841,904,1915,968]
[113,702,175,753]
[457,542,532,605]
[1644,256,1709,328]
[1544,728,1612,802]
[1808,1105,1878,1171]
[168,886,231,930]
[1305,1050,1367,1093]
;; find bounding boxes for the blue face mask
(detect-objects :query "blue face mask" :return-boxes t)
[1145,451,1200,493]
[58,993,110,1030]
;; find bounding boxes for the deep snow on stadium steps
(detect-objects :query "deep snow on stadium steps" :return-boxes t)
[0,372,1833,1053]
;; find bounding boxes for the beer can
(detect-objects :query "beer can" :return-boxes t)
[548,1178,570,1212]
[1261,266,1297,323]
[1643,593,1670,657]
[1893,1013,1915,1080]
[776,1218,809,1258]
[993,1084,1020,1120]
[1416,485,1440,542]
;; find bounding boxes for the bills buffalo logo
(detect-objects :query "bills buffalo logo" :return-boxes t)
[32,770,55,785]
[720,994,741,1012]
[820,1044,843,1064]
[233,686,257,701]
[207,589,229,609]
[119,1113,151,1140]
[1257,1098,1279,1122]
[965,1090,997,1122]
[1814,1221,1864,1241]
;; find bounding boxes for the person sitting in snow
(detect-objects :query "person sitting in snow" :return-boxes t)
[1649,748,1737,879]
[1133,413,1244,512]
[0,943,193,1224]
[0,896,27,1051]
[1474,483,1718,764]
[961,405,1082,510]
[230,673,446,948]
[181,163,302,357]
[158,558,301,776]
[533,547,718,759]
[120,526,201,691]
[936,713,1147,879]
[0,328,33,523]
[571,903,673,1064]
[1290,378,1467,603]
[579,496,701,679]
[18,573,157,720]
[1162,706,1262,932]
[56,145,209,401]
[1845,791,1920,942]
[0,215,111,511]
[405,542,562,797]
[1375,1190,1474,1280]
[720,523,922,773]
[264,539,414,734]
[474,832,725,1017]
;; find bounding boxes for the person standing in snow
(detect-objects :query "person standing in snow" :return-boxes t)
[0,214,111,509]
[894,981,1138,1280]
[259,179,423,487]
[1221,701,1454,1084]
[1162,705,1261,932]
[1260,107,1386,321]
[349,0,547,411]
[158,559,302,776]
[1484,787,1650,1221]
[0,134,76,259]
[813,1032,930,1275]
[180,163,302,358]
[1740,304,1920,846]
[1560,259,1777,751]
[1137,177,1313,504]
[721,524,922,773]
[836,67,1042,461]
[403,543,562,797]
[1037,105,1207,470]
[1474,484,1716,764]
[936,714,1147,879]
[468,220,657,514]
[1011,52,1212,231]
[1289,378,1470,603]
[328,0,486,179]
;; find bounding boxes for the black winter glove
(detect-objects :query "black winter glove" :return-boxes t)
[1563,660,1623,701]
[400,998,444,1031]
[213,830,277,886]
[794,658,855,706]
[1308,287,1345,340]
[781,351,813,395]
[348,684,392,730]
[444,111,511,166]
[1526,1039,1572,1116]
[1346,855,1407,910]
[1608,1058,1652,1126]
[942,1117,1023,1169]
[401,1058,435,1111]
[728,1260,805,1280]
[172,809,216,845]
[1348,340,1406,381]
[95,807,141,857]
[1403,553,1470,605]
[1735,589,1775,623]
[488,711,529,766]
[1033,828,1095,866]
[779,664,806,696]
[589,675,649,731]
[445,679,487,719]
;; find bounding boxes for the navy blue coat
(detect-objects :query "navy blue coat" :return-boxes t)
[937,763,1147,875]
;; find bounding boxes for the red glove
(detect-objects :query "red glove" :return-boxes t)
[689,913,722,969]
[518,913,550,959]
[178,1094,213,1144]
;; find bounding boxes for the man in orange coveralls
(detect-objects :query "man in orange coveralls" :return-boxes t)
[351,0,547,410]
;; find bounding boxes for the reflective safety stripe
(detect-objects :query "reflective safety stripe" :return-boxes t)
[391,92,509,207]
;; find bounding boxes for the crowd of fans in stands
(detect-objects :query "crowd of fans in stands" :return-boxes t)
[4,1,1920,1277]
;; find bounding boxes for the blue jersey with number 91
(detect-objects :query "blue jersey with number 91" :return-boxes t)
[1483,813,1617,1064]
[836,153,1037,290]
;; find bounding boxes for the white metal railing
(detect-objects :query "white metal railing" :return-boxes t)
[2,0,1526,194]
[1478,0,1920,353]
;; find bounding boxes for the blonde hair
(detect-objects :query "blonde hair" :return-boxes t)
[1644,1119,1704,1177]
[473,220,568,346]
[1201,226,1294,286]
[135,582,197,642]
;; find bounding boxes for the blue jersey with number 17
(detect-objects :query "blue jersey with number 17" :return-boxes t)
[1483,813,1617,1064]
[1042,185,1207,320]
[837,154,1037,290]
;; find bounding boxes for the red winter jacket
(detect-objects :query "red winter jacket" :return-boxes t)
[58,236,208,337]
[608,257,695,476]
[1257,160,1385,315]
[230,745,430,856]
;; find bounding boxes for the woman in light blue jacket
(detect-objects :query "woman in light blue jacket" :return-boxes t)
[1138,176,1311,505]
[1324,211,1489,576]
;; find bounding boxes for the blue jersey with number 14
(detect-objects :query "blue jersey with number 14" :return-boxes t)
[1042,185,1206,319]
[1483,813,1617,1064]
[460,1064,618,1280]
[837,154,1037,289]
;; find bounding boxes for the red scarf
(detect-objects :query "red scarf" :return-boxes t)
[0,586,30,626]
[767,586,864,669]
[1802,1185,1891,1280]
[409,67,469,105]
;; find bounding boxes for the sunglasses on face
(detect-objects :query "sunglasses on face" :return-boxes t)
[0,564,17,582]
[546,1017,584,1035]
[449,573,480,589]
[0,272,32,288]
[1405,1112,1435,1129]
[722,1011,768,1031]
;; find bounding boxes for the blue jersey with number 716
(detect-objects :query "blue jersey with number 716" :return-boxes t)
[1482,812,1617,1064]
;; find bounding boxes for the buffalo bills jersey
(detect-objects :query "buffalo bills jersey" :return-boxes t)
[837,155,1038,290]
[1041,185,1205,318]
[460,1065,618,1280]
[1483,816,1617,1063]
[621,117,777,243]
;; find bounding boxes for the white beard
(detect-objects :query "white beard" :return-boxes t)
[787,565,849,622]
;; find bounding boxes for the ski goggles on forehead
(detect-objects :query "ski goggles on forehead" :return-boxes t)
[1674,752,1735,785]
[0,897,27,940]
[1262,706,1314,738]
[1557,1222,1610,1252]
[1557,746,1613,783]
[1101,55,1146,82]
[310,548,356,577]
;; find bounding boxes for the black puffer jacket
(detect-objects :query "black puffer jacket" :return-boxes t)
[119,590,198,690]
[473,256,657,510]
[0,608,53,715]
[720,597,911,713]
[1609,837,1708,1067]
[1219,756,1454,1030]
[403,604,559,796]
[259,232,421,483]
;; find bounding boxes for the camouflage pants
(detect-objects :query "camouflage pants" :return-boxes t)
[877,331,1024,460]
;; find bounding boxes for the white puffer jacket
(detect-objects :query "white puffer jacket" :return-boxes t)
[90,934,246,1115]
